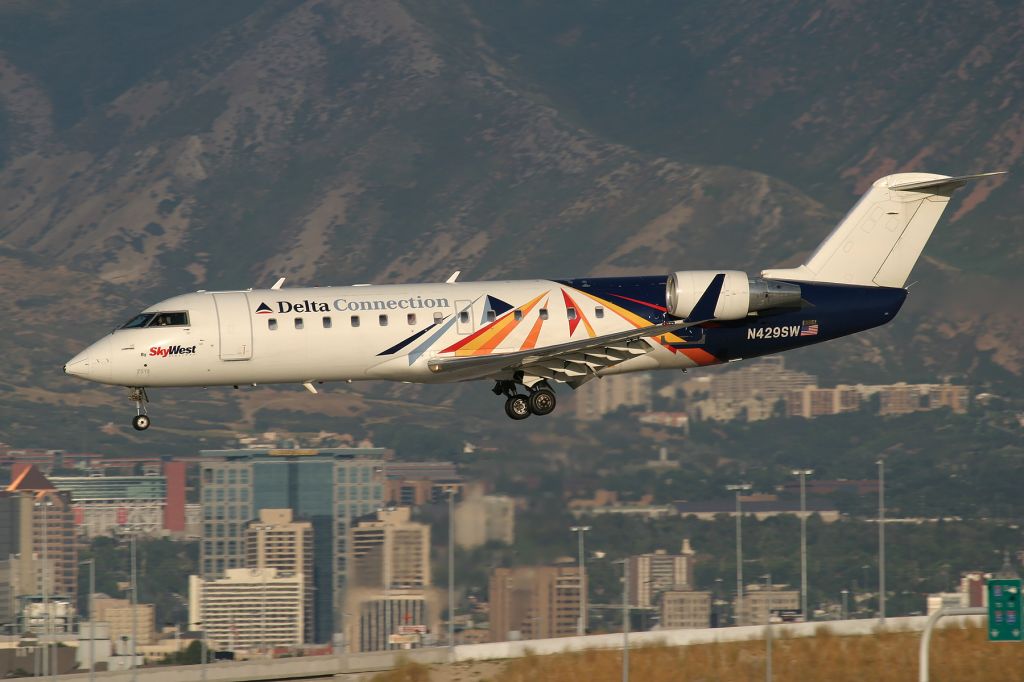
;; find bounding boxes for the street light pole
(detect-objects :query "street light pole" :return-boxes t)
[570,526,591,636]
[763,573,773,682]
[621,559,629,682]
[726,484,752,625]
[447,487,456,657]
[79,559,95,682]
[791,469,814,621]
[130,530,138,681]
[878,459,886,623]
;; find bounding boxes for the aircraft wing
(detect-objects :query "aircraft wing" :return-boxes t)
[426,274,725,386]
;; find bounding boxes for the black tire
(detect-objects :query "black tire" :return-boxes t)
[504,394,531,420]
[132,415,151,431]
[529,388,557,416]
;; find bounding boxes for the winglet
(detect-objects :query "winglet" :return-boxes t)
[684,273,725,323]
[446,271,461,284]
[271,277,286,290]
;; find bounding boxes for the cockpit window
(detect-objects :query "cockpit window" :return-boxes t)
[121,313,155,329]
[119,311,189,329]
[150,312,189,327]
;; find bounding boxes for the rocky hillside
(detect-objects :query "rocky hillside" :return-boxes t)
[0,0,1020,449]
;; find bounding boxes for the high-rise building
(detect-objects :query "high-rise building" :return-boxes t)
[627,540,696,608]
[3,466,77,614]
[454,489,515,550]
[198,447,385,642]
[489,565,584,642]
[659,590,711,629]
[92,596,156,646]
[574,373,653,420]
[350,508,430,590]
[188,568,304,650]
[245,509,314,642]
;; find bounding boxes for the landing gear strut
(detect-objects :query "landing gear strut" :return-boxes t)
[129,387,151,431]
[494,380,557,420]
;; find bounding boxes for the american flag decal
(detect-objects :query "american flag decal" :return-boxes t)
[800,320,819,336]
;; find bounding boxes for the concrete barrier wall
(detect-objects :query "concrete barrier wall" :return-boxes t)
[52,615,985,681]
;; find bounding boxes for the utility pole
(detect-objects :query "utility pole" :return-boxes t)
[878,459,886,623]
[726,484,752,625]
[570,526,591,636]
[791,469,813,621]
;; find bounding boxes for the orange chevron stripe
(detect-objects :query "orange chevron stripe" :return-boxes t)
[520,297,549,350]
[573,289,651,328]
[678,348,720,365]
[472,293,546,355]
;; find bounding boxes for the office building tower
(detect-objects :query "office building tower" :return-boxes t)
[489,565,584,642]
[574,372,652,420]
[189,568,304,650]
[354,590,439,652]
[245,509,314,642]
[198,447,385,642]
[92,596,157,646]
[350,508,430,590]
[3,466,77,612]
[736,584,800,625]
[659,590,711,629]
[627,540,696,608]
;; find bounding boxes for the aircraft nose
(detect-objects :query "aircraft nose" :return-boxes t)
[64,337,113,383]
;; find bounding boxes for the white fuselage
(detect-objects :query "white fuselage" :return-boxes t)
[65,281,695,388]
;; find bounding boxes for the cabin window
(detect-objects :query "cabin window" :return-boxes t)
[407,313,416,326]
[322,316,332,329]
[433,312,444,325]
[120,313,155,329]
[567,307,577,320]
[486,310,496,323]
[595,306,604,319]
[351,315,360,328]
[268,319,278,331]
[539,308,549,320]
[379,314,389,326]
[294,318,304,330]
[514,310,523,321]
[459,311,470,324]
[149,311,190,327]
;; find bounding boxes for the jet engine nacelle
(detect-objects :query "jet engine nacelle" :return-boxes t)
[666,270,802,320]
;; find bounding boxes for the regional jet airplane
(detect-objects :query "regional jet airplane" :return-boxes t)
[65,172,1002,430]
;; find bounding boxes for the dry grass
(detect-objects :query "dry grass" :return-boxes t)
[486,625,1024,682]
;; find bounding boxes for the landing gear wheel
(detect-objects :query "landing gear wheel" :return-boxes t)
[504,394,531,420]
[528,388,557,416]
[132,414,151,431]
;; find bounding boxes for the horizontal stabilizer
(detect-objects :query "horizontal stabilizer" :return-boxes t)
[889,171,1006,193]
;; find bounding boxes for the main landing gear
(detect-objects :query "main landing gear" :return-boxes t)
[128,387,151,431]
[493,380,557,420]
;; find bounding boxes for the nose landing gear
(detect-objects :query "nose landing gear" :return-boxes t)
[494,380,557,420]
[128,387,151,431]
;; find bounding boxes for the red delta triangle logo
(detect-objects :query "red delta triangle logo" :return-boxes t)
[256,302,273,314]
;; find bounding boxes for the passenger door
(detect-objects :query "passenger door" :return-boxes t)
[213,293,254,360]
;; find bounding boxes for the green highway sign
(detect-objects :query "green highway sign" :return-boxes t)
[988,579,1023,642]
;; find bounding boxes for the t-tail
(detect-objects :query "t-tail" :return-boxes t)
[762,171,1005,288]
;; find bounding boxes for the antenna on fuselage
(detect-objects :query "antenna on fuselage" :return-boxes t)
[271,277,286,290]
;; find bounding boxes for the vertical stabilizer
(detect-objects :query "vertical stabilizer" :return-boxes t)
[762,172,1004,288]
